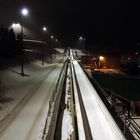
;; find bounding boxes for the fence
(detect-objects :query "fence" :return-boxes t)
[42,59,68,140]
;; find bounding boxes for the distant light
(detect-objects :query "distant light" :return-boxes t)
[12,23,20,28]
[128,57,131,60]
[56,39,58,42]
[43,27,47,31]
[79,36,83,40]
[51,35,54,39]
[99,56,105,61]
[11,23,21,33]
[135,52,138,55]
[21,8,28,16]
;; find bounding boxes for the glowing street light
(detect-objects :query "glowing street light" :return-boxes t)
[21,8,28,16]
[43,27,47,32]
[51,35,54,39]
[79,36,86,54]
[79,36,83,40]
[42,26,48,65]
[21,8,28,35]
[99,56,105,61]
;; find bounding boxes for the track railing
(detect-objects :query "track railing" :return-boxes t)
[70,57,125,140]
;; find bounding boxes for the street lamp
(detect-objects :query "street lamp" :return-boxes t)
[21,8,28,16]
[51,35,54,39]
[78,36,86,54]
[79,36,83,40]
[78,36,87,64]
[43,27,47,32]
[21,8,28,36]
[55,38,58,42]
[42,26,48,65]
[20,8,28,76]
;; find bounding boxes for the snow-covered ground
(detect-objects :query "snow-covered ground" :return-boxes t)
[0,62,46,120]
[61,109,73,140]
[0,54,64,140]
[61,65,73,140]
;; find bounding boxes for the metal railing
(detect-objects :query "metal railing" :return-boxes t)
[123,116,140,139]
[87,71,140,139]
[42,59,68,140]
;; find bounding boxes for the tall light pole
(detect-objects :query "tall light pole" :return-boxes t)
[20,8,28,76]
[42,26,47,65]
[83,38,87,66]
[79,36,86,53]
[79,36,87,65]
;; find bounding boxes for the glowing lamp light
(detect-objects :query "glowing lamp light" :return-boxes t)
[11,23,21,33]
[21,8,28,16]
[79,36,83,40]
[43,27,47,31]
[51,35,54,39]
[99,56,105,61]
[12,23,20,28]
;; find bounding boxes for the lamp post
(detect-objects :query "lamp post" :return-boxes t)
[84,38,87,66]
[79,36,87,65]
[20,8,28,76]
[42,26,47,65]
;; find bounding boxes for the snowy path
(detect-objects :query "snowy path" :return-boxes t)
[0,63,63,140]
[0,62,58,122]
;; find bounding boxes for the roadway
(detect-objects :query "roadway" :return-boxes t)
[0,63,63,140]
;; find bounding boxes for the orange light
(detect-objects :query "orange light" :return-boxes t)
[99,56,104,61]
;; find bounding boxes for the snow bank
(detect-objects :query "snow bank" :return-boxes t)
[61,109,73,140]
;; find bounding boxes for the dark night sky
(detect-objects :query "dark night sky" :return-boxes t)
[0,0,139,46]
